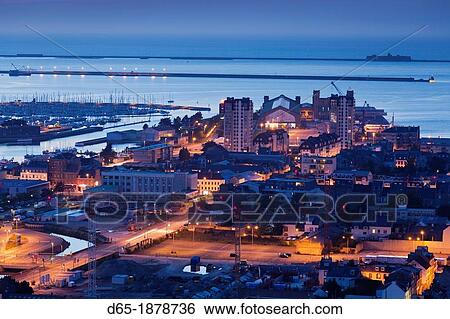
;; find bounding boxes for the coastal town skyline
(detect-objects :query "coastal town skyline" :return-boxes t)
[0,0,449,307]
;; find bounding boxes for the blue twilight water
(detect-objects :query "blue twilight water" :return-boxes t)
[50,233,90,257]
[0,36,449,161]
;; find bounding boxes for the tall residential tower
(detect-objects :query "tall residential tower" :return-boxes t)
[337,90,355,149]
[223,97,253,152]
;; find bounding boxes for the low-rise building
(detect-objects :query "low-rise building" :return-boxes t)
[300,155,336,177]
[260,94,301,115]
[131,143,173,163]
[298,133,341,157]
[331,170,373,186]
[141,127,176,143]
[0,179,49,197]
[197,172,226,195]
[20,161,48,181]
[101,167,197,193]
[420,137,450,154]
[257,105,301,130]
[407,246,438,295]
[380,126,420,151]
[253,129,289,154]
[351,218,392,241]
[376,267,420,299]
[361,264,397,283]
[262,176,317,194]
[324,261,361,289]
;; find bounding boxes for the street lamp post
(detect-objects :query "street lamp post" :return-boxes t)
[192,222,199,242]
[408,236,415,250]
[171,231,177,254]
[246,225,258,245]
[420,230,425,242]
[342,235,354,254]
[51,242,54,263]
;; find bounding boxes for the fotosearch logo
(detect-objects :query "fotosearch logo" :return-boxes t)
[79,191,408,226]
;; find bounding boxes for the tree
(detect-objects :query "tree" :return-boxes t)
[100,143,117,165]
[179,147,191,161]
[202,141,219,153]
[406,191,423,208]
[181,115,190,126]
[323,279,343,298]
[158,117,172,128]
[191,112,203,122]
[173,116,182,131]
[41,187,53,199]
[53,182,65,194]
[428,156,447,174]
[437,204,450,219]
[0,277,33,297]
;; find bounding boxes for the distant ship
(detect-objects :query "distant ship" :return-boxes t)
[366,53,412,62]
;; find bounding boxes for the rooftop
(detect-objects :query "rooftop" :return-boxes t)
[383,126,420,134]
[0,179,49,188]
[132,143,171,151]
[299,133,339,149]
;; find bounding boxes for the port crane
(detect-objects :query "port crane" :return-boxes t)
[9,63,31,77]
[330,81,344,95]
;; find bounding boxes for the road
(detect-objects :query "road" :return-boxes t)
[10,216,187,286]
[140,239,450,265]
[0,227,65,266]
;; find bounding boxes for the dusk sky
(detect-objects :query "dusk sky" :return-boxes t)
[1,0,450,38]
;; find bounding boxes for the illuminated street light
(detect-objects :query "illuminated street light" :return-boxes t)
[342,235,354,254]
[171,231,177,254]
[246,225,259,245]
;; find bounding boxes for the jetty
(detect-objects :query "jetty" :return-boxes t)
[0,69,434,83]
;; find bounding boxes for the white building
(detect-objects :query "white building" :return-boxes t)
[101,168,197,193]
[351,223,392,240]
[301,155,337,176]
[376,282,412,299]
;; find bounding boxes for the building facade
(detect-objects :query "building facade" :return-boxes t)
[253,129,289,154]
[298,133,341,157]
[336,90,355,150]
[102,168,197,193]
[197,172,226,195]
[223,97,253,152]
[381,126,420,151]
[20,162,48,181]
[131,143,173,163]
[300,155,337,178]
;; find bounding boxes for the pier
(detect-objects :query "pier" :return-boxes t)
[0,69,433,83]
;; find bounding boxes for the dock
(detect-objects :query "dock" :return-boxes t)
[75,137,107,147]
